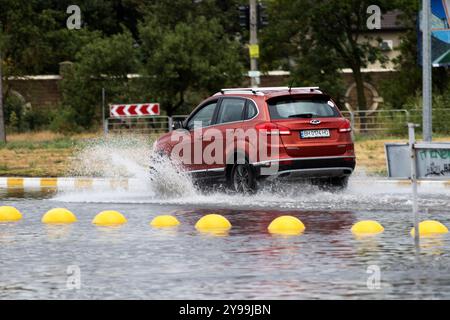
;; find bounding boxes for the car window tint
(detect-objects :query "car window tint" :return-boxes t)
[186,101,217,129]
[245,101,257,120]
[268,99,339,119]
[217,99,245,124]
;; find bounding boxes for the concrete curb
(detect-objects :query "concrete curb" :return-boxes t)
[351,179,450,188]
[0,177,133,190]
[0,177,449,191]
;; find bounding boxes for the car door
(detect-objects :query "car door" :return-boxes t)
[212,97,247,167]
[183,99,219,171]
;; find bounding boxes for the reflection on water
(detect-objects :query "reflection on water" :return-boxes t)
[48,177,450,214]
[419,236,446,256]
[0,188,450,299]
[45,225,73,240]
[0,188,57,200]
[352,236,384,263]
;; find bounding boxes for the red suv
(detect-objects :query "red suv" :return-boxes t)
[153,87,356,192]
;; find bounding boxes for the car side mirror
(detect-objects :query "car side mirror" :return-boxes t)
[172,120,184,130]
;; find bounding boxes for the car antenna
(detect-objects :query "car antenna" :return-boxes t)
[288,80,294,94]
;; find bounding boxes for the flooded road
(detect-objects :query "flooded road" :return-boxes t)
[1,137,449,299]
[1,178,450,299]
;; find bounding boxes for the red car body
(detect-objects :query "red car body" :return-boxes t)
[154,87,356,191]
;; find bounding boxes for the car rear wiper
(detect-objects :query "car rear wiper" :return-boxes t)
[288,113,315,118]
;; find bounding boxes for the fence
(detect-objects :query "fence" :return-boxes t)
[105,109,450,136]
[341,110,410,135]
[342,109,450,136]
[105,115,188,135]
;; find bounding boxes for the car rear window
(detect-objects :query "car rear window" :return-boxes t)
[268,98,339,119]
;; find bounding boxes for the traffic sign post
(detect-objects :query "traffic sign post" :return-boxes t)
[386,124,450,250]
[408,123,420,248]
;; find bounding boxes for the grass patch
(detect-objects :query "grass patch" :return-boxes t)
[0,138,74,150]
[0,131,97,177]
[0,131,98,151]
[0,131,449,178]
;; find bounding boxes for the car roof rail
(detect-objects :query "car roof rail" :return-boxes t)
[219,87,321,95]
[220,88,258,94]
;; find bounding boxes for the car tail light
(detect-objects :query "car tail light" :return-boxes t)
[338,119,352,133]
[255,122,291,135]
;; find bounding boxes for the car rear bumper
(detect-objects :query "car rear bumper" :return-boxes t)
[254,156,356,179]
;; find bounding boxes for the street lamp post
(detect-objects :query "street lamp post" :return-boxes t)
[249,0,258,88]
[422,0,432,142]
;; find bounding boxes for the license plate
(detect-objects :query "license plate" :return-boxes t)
[300,129,330,139]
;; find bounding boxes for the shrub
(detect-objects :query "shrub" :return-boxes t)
[22,108,52,131]
[49,107,82,134]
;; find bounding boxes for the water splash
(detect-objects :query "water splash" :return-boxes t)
[60,134,197,200]
[53,134,450,212]
[69,135,151,179]
[147,153,197,199]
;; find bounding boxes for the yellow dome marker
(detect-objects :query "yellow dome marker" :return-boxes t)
[0,206,23,222]
[42,208,77,224]
[351,220,384,235]
[195,214,231,233]
[150,215,180,228]
[92,210,127,226]
[268,216,305,236]
[410,220,448,237]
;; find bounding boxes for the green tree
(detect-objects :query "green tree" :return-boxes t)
[0,0,145,75]
[1,0,246,130]
[378,2,420,110]
[260,0,345,100]
[262,0,394,114]
[140,0,243,36]
[139,5,244,115]
[61,30,140,129]
[380,1,450,111]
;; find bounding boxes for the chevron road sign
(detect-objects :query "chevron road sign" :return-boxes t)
[110,103,160,117]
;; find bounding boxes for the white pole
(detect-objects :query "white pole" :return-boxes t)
[408,123,420,248]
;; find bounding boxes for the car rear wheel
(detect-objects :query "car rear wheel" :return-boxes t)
[231,163,257,194]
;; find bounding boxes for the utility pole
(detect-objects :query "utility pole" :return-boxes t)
[0,49,6,143]
[422,0,432,142]
[249,0,259,88]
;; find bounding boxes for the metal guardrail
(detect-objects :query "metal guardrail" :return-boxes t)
[341,110,410,134]
[105,109,450,136]
[408,108,450,134]
[105,115,189,134]
[342,109,450,135]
